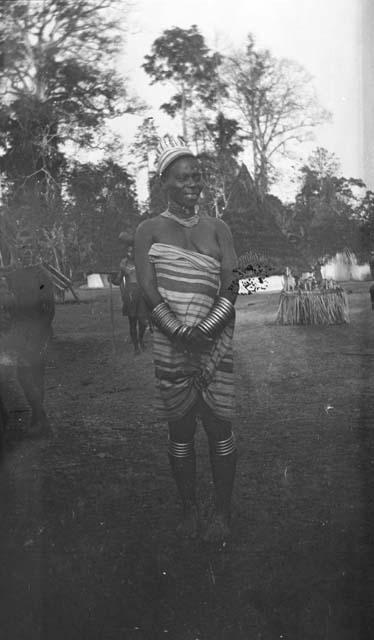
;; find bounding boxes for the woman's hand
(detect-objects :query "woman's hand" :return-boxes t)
[178,326,213,354]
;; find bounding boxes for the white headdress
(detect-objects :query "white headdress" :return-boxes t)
[155,135,195,176]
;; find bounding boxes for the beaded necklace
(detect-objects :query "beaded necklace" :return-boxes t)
[161,208,200,228]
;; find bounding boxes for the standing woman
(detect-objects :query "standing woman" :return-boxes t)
[369,251,374,310]
[113,241,149,355]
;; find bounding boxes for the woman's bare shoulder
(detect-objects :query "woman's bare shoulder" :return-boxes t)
[137,215,165,235]
[201,216,232,236]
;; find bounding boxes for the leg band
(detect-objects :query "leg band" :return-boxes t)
[213,433,236,456]
[168,439,195,458]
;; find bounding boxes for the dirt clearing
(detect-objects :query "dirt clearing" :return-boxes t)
[1,283,373,639]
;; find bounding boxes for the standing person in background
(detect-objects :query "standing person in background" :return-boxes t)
[313,260,323,288]
[369,251,374,310]
[369,251,374,279]
[135,136,238,543]
[112,240,149,355]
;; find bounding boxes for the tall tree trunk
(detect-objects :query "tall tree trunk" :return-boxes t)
[257,154,268,201]
[214,198,220,218]
[52,246,61,271]
[146,152,151,199]
[181,84,188,140]
[250,107,260,196]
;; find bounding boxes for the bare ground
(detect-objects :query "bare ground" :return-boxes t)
[1,282,374,639]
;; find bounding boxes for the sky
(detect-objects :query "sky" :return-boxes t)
[111,0,362,200]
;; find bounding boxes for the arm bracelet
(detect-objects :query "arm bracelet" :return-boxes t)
[174,324,193,340]
[151,301,184,338]
[197,296,235,338]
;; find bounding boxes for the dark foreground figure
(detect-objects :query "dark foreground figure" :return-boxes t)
[0,263,55,445]
[135,136,238,543]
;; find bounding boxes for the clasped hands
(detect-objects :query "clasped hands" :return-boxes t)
[175,325,213,354]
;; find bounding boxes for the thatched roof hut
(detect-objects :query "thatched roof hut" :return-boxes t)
[223,164,308,274]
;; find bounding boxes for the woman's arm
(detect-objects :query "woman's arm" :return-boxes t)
[190,220,237,342]
[134,220,163,310]
[216,219,238,304]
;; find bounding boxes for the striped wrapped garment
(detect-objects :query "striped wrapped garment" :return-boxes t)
[148,243,235,422]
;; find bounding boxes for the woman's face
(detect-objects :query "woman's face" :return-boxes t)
[163,157,203,210]
[127,246,134,259]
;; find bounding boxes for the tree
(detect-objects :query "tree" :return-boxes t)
[197,113,242,217]
[66,159,140,274]
[223,35,330,198]
[0,0,134,266]
[0,206,18,265]
[131,117,159,170]
[355,189,374,255]
[130,116,160,203]
[289,149,365,264]
[0,0,129,136]
[148,173,167,218]
[143,25,223,139]
[222,163,300,271]
[307,146,340,179]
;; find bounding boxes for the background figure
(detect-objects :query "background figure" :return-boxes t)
[112,243,149,355]
[282,266,296,292]
[369,251,374,279]
[369,252,374,310]
[0,229,55,440]
[313,260,323,288]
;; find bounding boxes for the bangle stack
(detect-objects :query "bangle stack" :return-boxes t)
[175,325,193,340]
[197,296,235,338]
[151,301,184,338]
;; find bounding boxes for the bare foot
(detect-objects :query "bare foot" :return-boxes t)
[176,504,200,540]
[202,512,231,543]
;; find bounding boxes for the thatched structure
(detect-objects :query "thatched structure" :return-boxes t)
[277,287,349,325]
[222,164,307,274]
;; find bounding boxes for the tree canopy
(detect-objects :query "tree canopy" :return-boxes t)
[66,159,139,274]
[0,14,370,277]
[223,35,330,198]
[143,25,223,139]
[288,149,369,264]
[0,0,138,272]
[143,29,329,201]
[197,113,243,218]
[222,163,303,271]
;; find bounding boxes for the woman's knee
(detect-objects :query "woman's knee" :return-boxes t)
[200,403,232,441]
[168,407,197,442]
